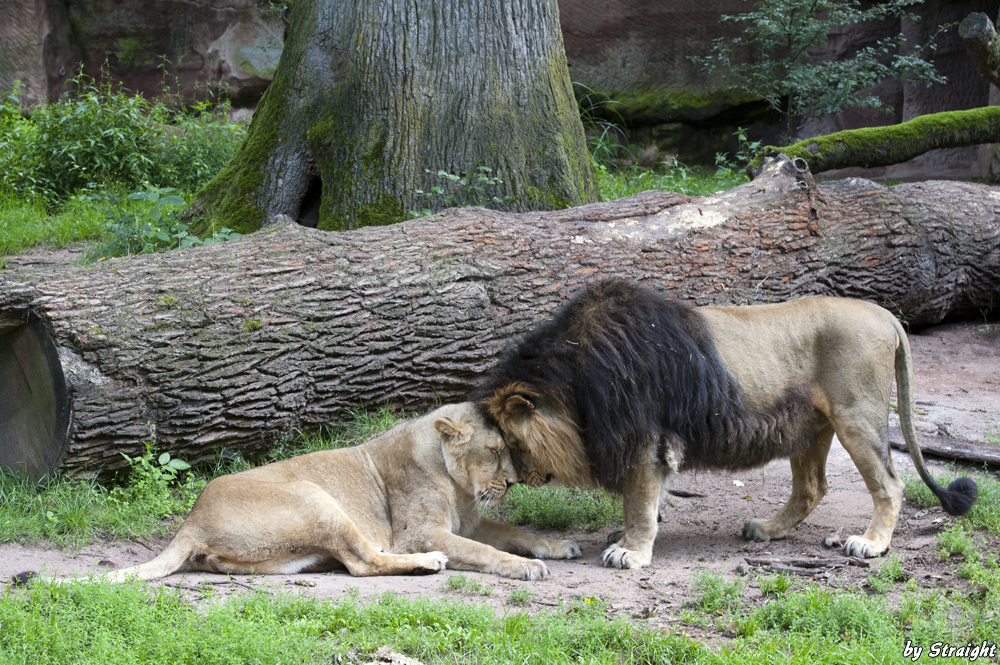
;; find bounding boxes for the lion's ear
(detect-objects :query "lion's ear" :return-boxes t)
[503,394,535,420]
[435,417,472,449]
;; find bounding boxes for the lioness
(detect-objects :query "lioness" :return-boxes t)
[88,403,581,582]
[474,279,976,569]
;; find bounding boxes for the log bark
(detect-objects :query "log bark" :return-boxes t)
[2,155,999,478]
[889,429,1000,467]
[768,107,1000,174]
[960,12,1000,90]
[193,0,598,236]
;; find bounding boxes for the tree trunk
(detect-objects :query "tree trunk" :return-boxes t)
[768,107,1000,174]
[960,12,1000,90]
[2,155,999,478]
[192,0,598,236]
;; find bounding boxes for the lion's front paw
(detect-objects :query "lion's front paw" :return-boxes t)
[534,538,582,559]
[600,543,651,569]
[412,551,449,574]
[843,536,887,558]
[505,558,549,581]
[742,518,787,542]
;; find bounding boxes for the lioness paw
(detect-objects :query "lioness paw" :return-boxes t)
[502,559,549,581]
[553,539,583,559]
[843,536,887,559]
[412,551,449,574]
[532,538,582,559]
[600,543,651,569]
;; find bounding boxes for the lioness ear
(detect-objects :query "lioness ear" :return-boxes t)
[435,417,472,449]
[503,394,535,420]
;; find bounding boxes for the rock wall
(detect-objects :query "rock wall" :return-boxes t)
[0,0,284,106]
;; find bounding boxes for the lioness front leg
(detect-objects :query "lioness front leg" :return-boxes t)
[743,426,834,543]
[424,529,550,580]
[471,518,582,560]
[601,458,662,569]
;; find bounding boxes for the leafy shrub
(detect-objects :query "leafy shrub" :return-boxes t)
[84,183,240,260]
[28,68,156,196]
[110,444,200,520]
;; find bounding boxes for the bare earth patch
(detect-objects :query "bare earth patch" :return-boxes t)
[2,320,998,634]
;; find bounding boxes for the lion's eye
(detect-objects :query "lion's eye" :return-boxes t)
[492,449,501,460]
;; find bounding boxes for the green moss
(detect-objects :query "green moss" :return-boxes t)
[758,106,1000,172]
[193,77,288,235]
[585,85,748,124]
[114,38,153,67]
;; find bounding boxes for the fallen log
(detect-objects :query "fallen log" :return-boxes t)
[1,155,999,478]
[765,107,1000,174]
[889,428,1000,467]
[961,12,1000,91]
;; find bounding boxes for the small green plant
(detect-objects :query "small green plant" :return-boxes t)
[713,128,762,178]
[110,444,198,520]
[867,554,908,593]
[84,183,240,260]
[156,294,178,308]
[444,574,493,597]
[409,166,515,217]
[243,318,263,332]
[508,586,536,607]
[757,571,794,596]
[691,570,744,616]
[938,523,980,562]
[573,82,627,167]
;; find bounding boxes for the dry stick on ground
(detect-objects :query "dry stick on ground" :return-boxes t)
[1,155,999,477]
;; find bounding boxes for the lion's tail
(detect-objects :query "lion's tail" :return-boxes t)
[100,538,193,583]
[892,318,977,517]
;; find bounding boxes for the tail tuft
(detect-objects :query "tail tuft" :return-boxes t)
[937,477,978,517]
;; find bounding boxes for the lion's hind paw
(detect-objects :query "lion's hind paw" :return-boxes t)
[541,538,582,559]
[600,543,651,569]
[843,536,887,559]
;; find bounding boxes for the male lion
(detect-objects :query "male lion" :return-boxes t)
[69,403,580,582]
[473,278,977,569]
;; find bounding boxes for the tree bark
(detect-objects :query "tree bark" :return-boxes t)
[2,155,999,478]
[768,107,1000,174]
[960,12,1000,90]
[192,0,598,236]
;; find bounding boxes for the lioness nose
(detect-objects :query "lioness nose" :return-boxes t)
[506,479,515,488]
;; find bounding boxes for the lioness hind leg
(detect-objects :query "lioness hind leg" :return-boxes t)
[601,456,663,569]
[837,425,905,558]
[743,425,834,542]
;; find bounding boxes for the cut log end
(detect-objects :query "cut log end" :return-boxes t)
[0,319,69,478]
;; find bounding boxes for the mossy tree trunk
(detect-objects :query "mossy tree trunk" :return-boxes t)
[3,156,999,478]
[768,107,1000,175]
[193,0,599,235]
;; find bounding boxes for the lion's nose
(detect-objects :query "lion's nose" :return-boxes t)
[506,479,515,488]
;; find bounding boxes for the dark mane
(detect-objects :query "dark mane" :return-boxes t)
[473,279,815,491]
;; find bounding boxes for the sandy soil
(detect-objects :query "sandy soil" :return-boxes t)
[2,319,998,632]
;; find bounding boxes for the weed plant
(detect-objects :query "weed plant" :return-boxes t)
[444,573,493,597]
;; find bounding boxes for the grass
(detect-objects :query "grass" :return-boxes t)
[903,466,1000,534]
[596,162,748,201]
[5,409,1000,663]
[500,484,623,531]
[0,193,106,256]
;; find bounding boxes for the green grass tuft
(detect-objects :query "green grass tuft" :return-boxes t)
[501,484,623,531]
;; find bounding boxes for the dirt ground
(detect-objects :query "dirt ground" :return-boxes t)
[2,312,999,629]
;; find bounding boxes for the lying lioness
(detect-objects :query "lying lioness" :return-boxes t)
[90,403,581,582]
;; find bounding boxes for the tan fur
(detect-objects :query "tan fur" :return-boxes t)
[91,403,581,583]
[496,297,946,567]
